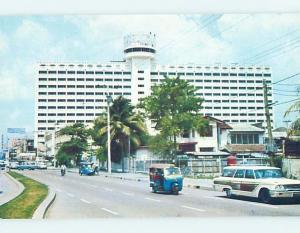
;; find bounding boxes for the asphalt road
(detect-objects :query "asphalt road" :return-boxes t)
[0,170,21,205]
[17,169,300,218]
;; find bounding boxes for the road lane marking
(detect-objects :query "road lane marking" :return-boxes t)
[247,202,278,209]
[80,198,91,204]
[66,192,74,198]
[55,188,62,193]
[104,188,113,192]
[145,197,161,202]
[204,196,225,201]
[122,192,134,196]
[101,208,119,216]
[181,205,206,212]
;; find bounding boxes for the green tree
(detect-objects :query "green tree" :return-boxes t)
[56,123,89,166]
[92,96,148,172]
[284,100,300,136]
[139,76,208,159]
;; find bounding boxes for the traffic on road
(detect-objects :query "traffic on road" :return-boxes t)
[12,168,300,218]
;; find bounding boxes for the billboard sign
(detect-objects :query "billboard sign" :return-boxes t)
[7,128,26,134]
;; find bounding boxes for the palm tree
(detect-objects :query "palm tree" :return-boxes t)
[92,96,148,172]
[284,101,300,136]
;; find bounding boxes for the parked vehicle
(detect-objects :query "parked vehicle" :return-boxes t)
[36,162,47,170]
[0,160,6,170]
[149,164,183,195]
[79,162,95,176]
[15,161,37,170]
[213,165,300,203]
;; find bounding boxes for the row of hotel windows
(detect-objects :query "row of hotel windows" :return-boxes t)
[151,79,272,84]
[38,77,272,83]
[38,106,105,109]
[39,70,271,77]
[39,78,131,82]
[214,118,272,123]
[150,72,271,77]
[40,63,270,70]
[38,85,268,90]
[37,99,267,105]
[38,113,100,116]
[204,99,265,103]
[37,112,269,119]
[39,70,132,75]
[38,92,134,96]
[38,84,139,89]
[194,86,269,90]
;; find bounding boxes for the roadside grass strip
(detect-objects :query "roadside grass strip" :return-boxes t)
[0,171,48,219]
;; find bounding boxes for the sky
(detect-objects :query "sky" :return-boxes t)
[0,14,300,139]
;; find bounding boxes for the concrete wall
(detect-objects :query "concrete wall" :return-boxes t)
[282,158,300,179]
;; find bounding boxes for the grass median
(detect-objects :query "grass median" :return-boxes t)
[0,171,48,219]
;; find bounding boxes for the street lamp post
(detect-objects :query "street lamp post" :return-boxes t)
[107,95,113,174]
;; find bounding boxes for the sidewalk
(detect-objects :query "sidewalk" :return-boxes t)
[67,168,214,191]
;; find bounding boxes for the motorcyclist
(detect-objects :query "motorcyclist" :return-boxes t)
[61,164,66,176]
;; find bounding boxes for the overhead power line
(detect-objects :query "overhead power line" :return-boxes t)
[272,72,300,85]
[272,97,300,107]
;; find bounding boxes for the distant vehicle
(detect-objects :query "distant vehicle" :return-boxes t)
[0,160,6,170]
[79,162,95,176]
[15,162,37,170]
[149,164,183,195]
[36,162,47,170]
[8,161,18,169]
[213,166,300,203]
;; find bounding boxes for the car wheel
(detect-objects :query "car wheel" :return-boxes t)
[259,189,272,204]
[152,186,157,193]
[225,189,232,198]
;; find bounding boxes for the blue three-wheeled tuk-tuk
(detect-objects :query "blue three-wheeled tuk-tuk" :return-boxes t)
[149,164,183,195]
[79,162,95,176]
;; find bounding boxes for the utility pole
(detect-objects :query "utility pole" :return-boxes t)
[263,79,273,153]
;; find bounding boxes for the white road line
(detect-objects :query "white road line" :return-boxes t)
[55,188,62,193]
[66,192,74,198]
[204,196,225,201]
[104,188,113,192]
[181,205,206,212]
[101,208,119,216]
[145,197,161,202]
[247,202,279,209]
[122,192,134,196]
[80,198,91,204]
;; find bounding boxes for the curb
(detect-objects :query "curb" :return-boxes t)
[0,172,25,206]
[32,188,56,219]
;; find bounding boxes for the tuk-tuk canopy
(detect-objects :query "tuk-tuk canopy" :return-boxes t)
[149,164,175,169]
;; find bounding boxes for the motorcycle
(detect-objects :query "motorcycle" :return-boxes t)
[61,169,66,176]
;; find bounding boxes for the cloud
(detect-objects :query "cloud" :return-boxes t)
[0,32,8,53]
[15,19,51,45]
[0,70,31,101]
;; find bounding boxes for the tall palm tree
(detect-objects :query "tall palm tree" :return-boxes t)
[93,96,148,172]
[284,101,300,136]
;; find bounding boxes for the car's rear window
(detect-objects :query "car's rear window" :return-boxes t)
[254,169,283,179]
[222,168,236,177]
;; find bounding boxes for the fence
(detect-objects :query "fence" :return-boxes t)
[133,157,270,177]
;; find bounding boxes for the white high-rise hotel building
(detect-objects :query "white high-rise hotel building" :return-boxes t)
[34,33,273,148]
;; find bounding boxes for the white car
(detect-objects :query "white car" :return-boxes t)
[213,165,300,203]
